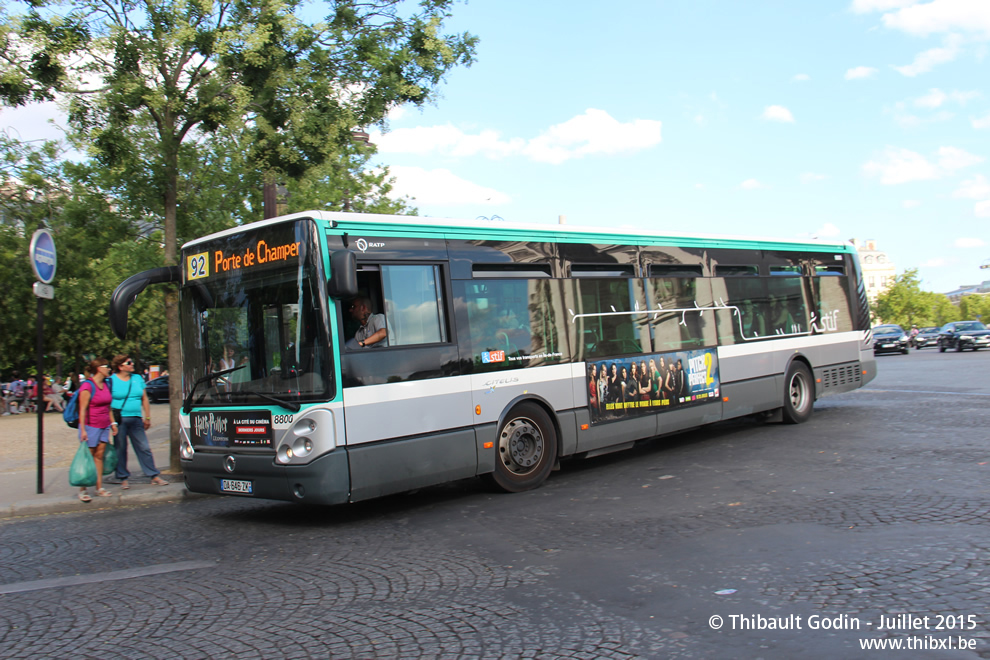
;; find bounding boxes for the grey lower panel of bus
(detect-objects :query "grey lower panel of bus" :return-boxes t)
[720,376,783,419]
[574,401,725,454]
[184,450,351,506]
[348,409,581,503]
[348,428,478,502]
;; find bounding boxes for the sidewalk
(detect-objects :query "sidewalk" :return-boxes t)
[1,403,208,518]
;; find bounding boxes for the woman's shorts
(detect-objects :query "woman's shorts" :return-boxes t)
[82,425,111,448]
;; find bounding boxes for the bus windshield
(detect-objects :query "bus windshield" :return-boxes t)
[179,219,332,407]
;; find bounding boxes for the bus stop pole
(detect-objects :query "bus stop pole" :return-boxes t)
[36,295,45,494]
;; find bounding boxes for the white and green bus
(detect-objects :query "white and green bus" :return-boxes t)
[110,211,875,505]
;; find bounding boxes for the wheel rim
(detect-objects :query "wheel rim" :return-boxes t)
[788,371,809,412]
[498,417,544,476]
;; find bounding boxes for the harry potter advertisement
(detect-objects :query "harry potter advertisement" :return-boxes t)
[586,348,720,425]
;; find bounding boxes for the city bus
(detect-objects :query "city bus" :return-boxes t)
[110,211,876,505]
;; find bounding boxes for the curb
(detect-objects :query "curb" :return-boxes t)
[1,484,213,519]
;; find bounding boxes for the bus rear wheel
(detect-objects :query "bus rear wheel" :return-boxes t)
[782,362,814,424]
[487,402,557,493]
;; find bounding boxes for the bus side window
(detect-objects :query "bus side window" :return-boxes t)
[380,264,447,346]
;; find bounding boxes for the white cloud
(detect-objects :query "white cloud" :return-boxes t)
[862,145,982,184]
[955,237,985,248]
[800,172,828,183]
[952,174,990,199]
[914,89,948,108]
[894,35,964,76]
[372,125,523,159]
[862,147,940,183]
[792,73,810,82]
[386,105,408,122]
[385,166,511,206]
[761,105,795,123]
[879,1,990,38]
[374,109,662,165]
[913,87,979,108]
[522,109,662,164]
[976,200,990,217]
[937,146,984,171]
[845,66,878,80]
[850,0,918,13]
[739,179,768,190]
[0,102,66,142]
[902,199,922,208]
[814,222,842,237]
[921,257,951,267]
[973,113,990,129]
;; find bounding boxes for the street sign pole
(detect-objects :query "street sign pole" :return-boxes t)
[36,294,44,494]
[30,229,57,495]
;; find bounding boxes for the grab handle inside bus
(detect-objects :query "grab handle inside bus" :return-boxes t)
[327,250,358,299]
[109,265,182,339]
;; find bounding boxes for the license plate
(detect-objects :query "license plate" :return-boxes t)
[882,343,894,348]
[221,479,253,494]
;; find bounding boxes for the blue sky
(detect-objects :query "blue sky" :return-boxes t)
[369,0,990,294]
[3,0,988,293]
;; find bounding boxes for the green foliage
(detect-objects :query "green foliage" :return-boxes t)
[0,136,168,374]
[873,269,960,328]
[958,294,990,324]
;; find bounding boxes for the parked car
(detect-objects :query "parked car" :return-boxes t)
[145,375,170,403]
[938,321,990,352]
[912,326,941,349]
[872,324,910,355]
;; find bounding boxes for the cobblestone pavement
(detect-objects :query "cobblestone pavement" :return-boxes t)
[1,351,989,659]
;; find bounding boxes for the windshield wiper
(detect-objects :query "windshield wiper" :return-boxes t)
[226,389,301,413]
[182,366,246,414]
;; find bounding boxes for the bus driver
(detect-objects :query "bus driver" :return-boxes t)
[346,297,388,349]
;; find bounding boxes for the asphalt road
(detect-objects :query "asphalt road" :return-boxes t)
[2,349,989,659]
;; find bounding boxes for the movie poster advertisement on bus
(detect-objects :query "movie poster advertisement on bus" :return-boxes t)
[586,348,720,425]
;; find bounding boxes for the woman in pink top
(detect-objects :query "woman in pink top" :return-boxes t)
[76,357,119,502]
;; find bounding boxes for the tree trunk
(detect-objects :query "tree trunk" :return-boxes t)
[163,142,182,472]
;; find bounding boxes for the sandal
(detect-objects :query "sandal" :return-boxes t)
[95,488,113,497]
[120,480,130,490]
[78,491,92,502]
[151,477,169,486]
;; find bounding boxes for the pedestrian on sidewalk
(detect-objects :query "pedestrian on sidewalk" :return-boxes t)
[44,376,64,412]
[110,354,168,489]
[76,358,118,502]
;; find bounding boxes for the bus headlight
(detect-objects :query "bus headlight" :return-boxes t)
[275,409,334,464]
[180,432,195,460]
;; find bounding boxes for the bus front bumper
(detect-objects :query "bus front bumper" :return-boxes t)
[183,449,351,506]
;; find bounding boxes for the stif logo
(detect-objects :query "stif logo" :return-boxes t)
[481,350,505,363]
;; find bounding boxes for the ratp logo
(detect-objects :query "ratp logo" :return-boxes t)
[354,238,385,253]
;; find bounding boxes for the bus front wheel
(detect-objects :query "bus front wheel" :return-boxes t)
[487,402,558,493]
[782,362,814,424]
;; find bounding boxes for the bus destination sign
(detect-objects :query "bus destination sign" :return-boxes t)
[186,239,302,281]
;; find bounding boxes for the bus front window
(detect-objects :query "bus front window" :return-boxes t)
[179,221,333,406]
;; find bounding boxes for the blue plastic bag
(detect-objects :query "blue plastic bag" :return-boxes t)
[69,442,98,487]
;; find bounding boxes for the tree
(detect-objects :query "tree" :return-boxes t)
[0,134,168,376]
[1,0,476,468]
[958,294,990,324]
[873,269,959,328]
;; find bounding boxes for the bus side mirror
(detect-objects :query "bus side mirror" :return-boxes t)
[109,266,182,339]
[327,250,358,298]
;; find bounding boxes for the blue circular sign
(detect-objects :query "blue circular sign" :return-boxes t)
[30,229,57,284]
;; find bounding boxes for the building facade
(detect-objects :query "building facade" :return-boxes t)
[850,239,896,308]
